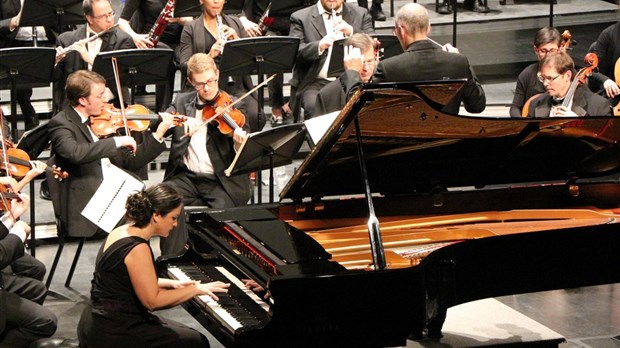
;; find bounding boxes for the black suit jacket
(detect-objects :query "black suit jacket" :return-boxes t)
[53,26,135,109]
[314,71,353,116]
[289,3,374,97]
[164,92,251,206]
[0,222,23,288]
[374,40,486,114]
[47,106,166,237]
[527,84,612,117]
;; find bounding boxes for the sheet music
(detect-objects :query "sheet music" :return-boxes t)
[81,164,144,232]
[304,111,339,146]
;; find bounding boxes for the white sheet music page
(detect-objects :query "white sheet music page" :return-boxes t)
[304,110,339,145]
[81,164,145,232]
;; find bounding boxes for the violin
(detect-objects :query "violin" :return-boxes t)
[202,90,246,135]
[0,183,22,211]
[89,103,186,138]
[0,147,68,181]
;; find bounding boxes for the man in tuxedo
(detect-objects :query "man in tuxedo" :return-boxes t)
[0,0,55,130]
[373,3,486,115]
[47,70,171,240]
[53,0,135,112]
[289,0,374,120]
[160,53,251,256]
[0,195,57,348]
[527,51,611,117]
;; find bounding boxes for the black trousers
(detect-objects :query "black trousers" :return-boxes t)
[0,290,57,348]
[358,0,383,7]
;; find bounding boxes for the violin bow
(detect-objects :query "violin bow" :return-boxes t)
[198,73,277,129]
[110,57,133,151]
[0,107,15,216]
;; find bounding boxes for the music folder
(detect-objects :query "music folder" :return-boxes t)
[82,164,144,232]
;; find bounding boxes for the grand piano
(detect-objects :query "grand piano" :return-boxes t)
[158,80,620,347]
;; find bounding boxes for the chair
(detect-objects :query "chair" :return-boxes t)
[44,156,86,289]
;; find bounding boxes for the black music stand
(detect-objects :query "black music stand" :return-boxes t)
[218,36,299,202]
[327,34,403,78]
[219,37,299,130]
[20,0,85,38]
[92,49,175,110]
[226,123,306,203]
[16,123,50,257]
[174,0,203,18]
[0,47,55,142]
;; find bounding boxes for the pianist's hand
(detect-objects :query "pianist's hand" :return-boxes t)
[158,278,199,289]
[197,281,230,301]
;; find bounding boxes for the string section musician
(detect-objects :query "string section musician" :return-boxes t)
[160,53,251,257]
[179,0,262,131]
[47,70,173,241]
[526,51,611,118]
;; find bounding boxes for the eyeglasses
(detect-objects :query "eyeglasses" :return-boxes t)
[90,10,115,20]
[537,73,561,84]
[535,48,559,55]
[189,78,218,90]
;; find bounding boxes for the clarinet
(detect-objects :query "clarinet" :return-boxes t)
[256,2,272,36]
[147,0,176,47]
[216,14,235,86]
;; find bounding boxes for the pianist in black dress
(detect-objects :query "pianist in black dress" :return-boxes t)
[77,183,230,348]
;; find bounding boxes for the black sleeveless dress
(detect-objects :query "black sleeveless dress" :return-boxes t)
[77,236,209,348]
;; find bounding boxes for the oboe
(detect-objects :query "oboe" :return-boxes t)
[147,0,176,47]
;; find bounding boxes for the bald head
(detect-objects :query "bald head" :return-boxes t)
[395,3,430,37]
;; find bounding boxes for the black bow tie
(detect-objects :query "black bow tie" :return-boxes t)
[195,100,206,110]
[83,118,90,126]
[325,10,341,19]
[551,98,564,106]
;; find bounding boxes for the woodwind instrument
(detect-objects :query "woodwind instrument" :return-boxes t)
[56,24,119,59]
[147,0,176,47]
[256,2,273,36]
[216,13,235,86]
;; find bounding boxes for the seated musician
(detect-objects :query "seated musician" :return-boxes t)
[77,183,230,347]
[314,33,377,116]
[159,53,251,257]
[47,70,173,242]
[510,26,562,118]
[526,51,611,117]
[53,0,136,112]
[179,0,262,132]
[289,0,375,120]
[118,0,193,111]
[588,20,620,100]
[0,192,57,348]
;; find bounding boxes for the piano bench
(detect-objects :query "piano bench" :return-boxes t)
[29,337,80,348]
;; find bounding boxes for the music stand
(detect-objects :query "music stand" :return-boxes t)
[0,47,55,142]
[20,0,85,38]
[16,123,50,257]
[327,34,403,78]
[218,36,299,202]
[92,49,175,110]
[225,123,307,203]
[174,0,203,18]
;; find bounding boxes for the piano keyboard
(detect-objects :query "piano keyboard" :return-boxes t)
[168,263,270,332]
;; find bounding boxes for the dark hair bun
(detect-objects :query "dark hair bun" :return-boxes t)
[125,190,153,226]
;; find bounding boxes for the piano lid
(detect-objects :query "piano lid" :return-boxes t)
[280,80,620,201]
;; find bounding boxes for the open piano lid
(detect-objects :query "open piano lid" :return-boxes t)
[280,80,620,201]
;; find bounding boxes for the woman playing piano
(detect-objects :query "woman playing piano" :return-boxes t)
[77,183,230,347]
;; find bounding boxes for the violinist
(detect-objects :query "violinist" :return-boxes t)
[509,27,562,118]
[179,0,262,132]
[47,70,174,241]
[526,51,611,117]
[53,0,135,112]
[314,33,377,116]
[160,53,250,257]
